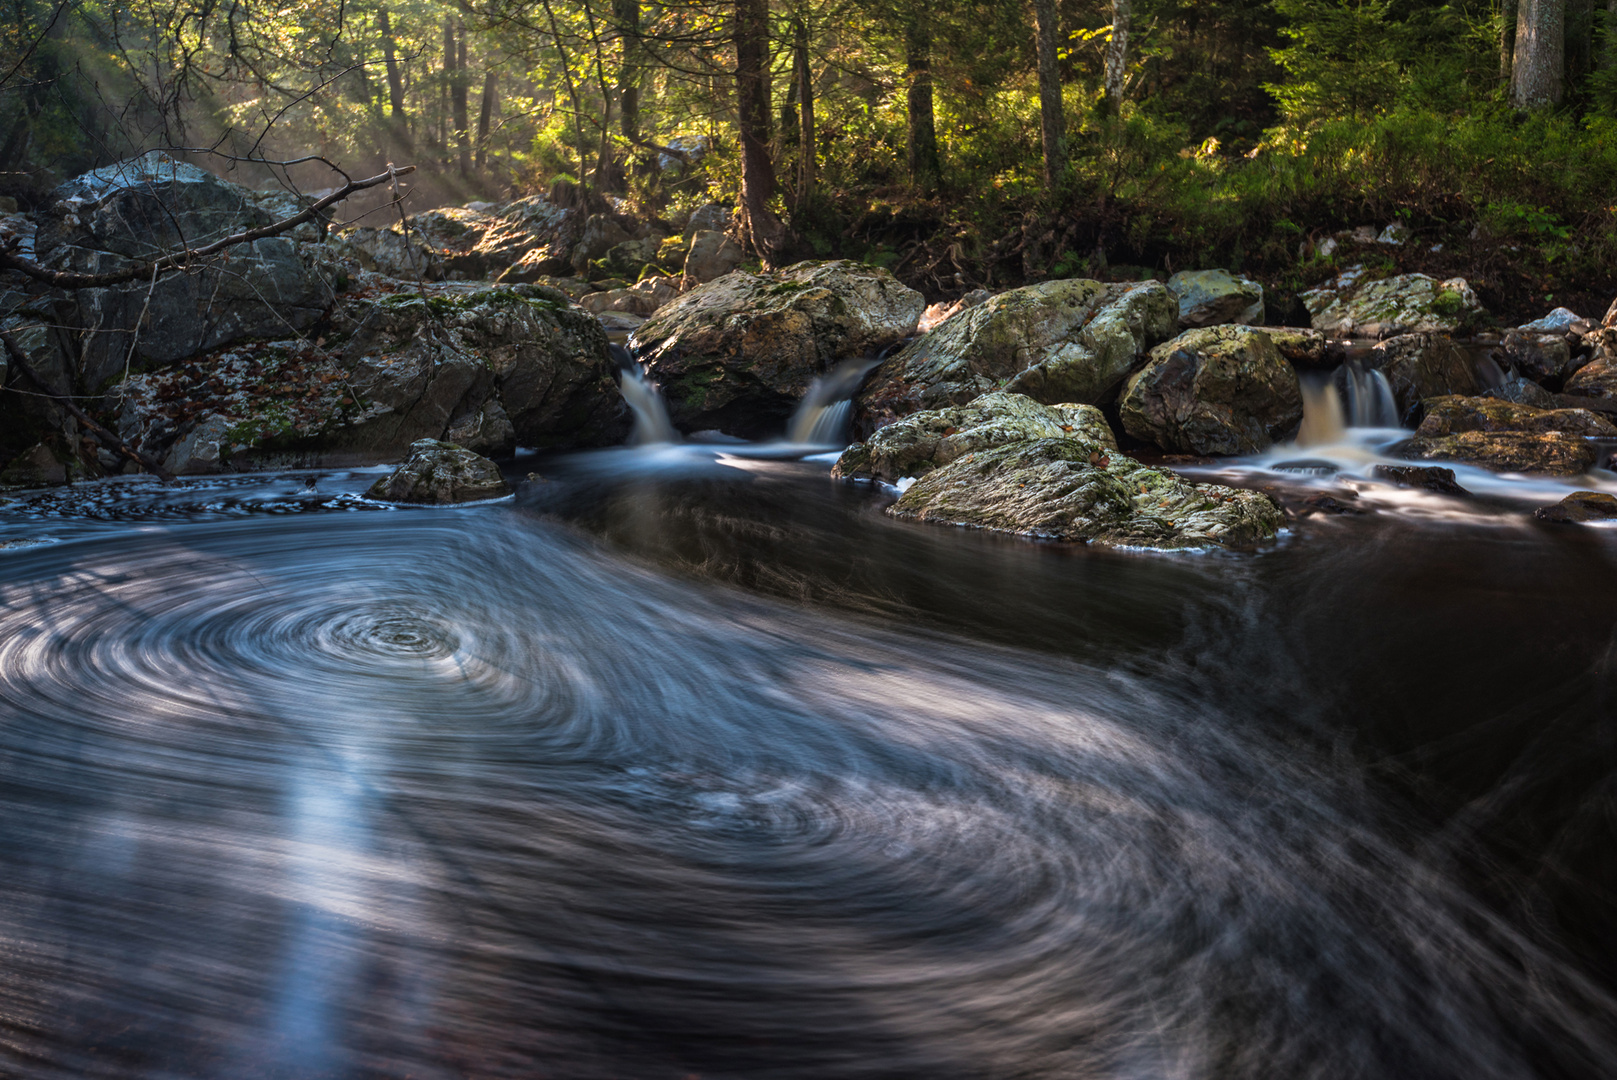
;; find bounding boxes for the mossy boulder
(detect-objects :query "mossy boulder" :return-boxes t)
[1166,269,1264,328]
[831,391,1115,483]
[1414,396,1617,439]
[1401,395,1612,475]
[1302,273,1485,337]
[635,260,924,437]
[854,279,1178,434]
[887,438,1284,551]
[366,439,512,503]
[1119,326,1303,455]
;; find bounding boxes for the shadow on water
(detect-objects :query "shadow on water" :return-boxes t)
[0,459,1615,1077]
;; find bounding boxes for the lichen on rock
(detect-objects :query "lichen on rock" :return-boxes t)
[1120,325,1303,455]
[366,439,512,503]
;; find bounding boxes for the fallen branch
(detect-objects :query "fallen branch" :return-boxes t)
[2,329,174,481]
[0,163,418,290]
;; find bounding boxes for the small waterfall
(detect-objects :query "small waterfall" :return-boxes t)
[1340,364,1400,428]
[786,358,880,444]
[1298,365,1401,448]
[1297,382,1346,448]
[1475,353,1507,390]
[611,344,678,445]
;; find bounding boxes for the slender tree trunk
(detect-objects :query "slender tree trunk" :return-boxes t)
[735,0,789,264]
[378,7,408,133]
[1605,0,1617,69]
[905,12,940,192]
[615,0,641,139]
[441,19,456,165]
[1103,0,1131,111]
[1032,0,1066,187]
[1512,0,1566,107]
[476,73,496,172]
[1500,0,1518,81]
[453,20,472,175]
[793,14,815,208]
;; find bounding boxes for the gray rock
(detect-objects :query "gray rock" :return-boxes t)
[571,214,634,272]
[365,439,511,503]
[1368,333,1480,421]
[1497,330,1575,385]
[1166,269,1264,328]
[1481,374,1556,408]
[1519,307,1582,333]
[162,414,235,475]
[1263,327,1332,367]
[885,438,1284,551]
[1302,273,1485,337]
[1535,491,1617,524]
[636,260,924,436]
[1376,223,1411,245]
[1371,464,1470,496]
[1119,326,1303,455]
[832,391,1115,483]
[683,229,745,286]
[683,203,733,239]
[856,279,1177,432]
[601,237,659,278]
[0,442,68,486]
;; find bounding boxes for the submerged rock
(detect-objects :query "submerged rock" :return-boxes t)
[1166,269,1264,328]
[636,260,924,437]
[1534,491,1617,524]
[855,279,1177,432]
[366,439,512,503]
[831,391,1115,483]
[1119,326,1303,455]
[1370,464,1470,496]
[1368,333,1479,421]
[1302,273,1484,338]
[886,438,1284,550]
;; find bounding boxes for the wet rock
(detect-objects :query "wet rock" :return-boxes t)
[1302,273,1485,337]
[832,391,1115,484]
[1166,269,1264,328]
[1264,327,1333,367]
[1370,464,1470,496]
[0,443,69,486]
[1119,326,1303,455]
[1403,431,1598,475]
[577,276,681,317]
[161,414,235,475]
[365,439,511,503]
[36,151,337,388]
[1534,491,1617,524]
[1299,493,1369,515]
[1369,333,1479,421]
[1497,330,1575,386]
[1563,355,1617,402]
[856,279,1177,432]
[1481,374,1556,408]
[885,438,1284,551]
[636,260,924,436]
[683,229,745,286]
[1415,396,1617,439]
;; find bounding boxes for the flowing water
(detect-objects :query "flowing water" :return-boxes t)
[3,400,1617,1078]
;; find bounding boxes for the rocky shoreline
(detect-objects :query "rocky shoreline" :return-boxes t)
[4,153,1617,551]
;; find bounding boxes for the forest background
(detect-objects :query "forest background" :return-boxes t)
[0,0,1613,319]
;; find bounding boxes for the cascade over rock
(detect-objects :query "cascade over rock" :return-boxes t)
[634,260,924,438]
[1367,333,1480,422]
[1120,326,1303,455]
[854,279,1178,435]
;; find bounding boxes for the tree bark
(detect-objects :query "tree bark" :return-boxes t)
[440,19,455,163]
[735,0,789,264]
[453,19,472,175]
[1500,0,1518,81]
[1512,0,1566,107]
[905,11,940,192]
[378,5,410,153]
[615,0,641,139]
[1103,0,1131,111]
[476,73,497,172]
[794,13,815,207]
[1032,0,1066,187]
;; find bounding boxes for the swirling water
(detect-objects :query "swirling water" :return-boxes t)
[1,456,1616,1079]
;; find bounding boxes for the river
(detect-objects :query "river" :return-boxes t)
[0,430,1615,1078]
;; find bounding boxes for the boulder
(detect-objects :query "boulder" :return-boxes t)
[571,214,634,272]
[1496,330,1576,386]
[635,260,924,436]
[35,151,337,389]
[917,289,993,333]
[1166,269,1264,328]
[1403,431,1598,475]
[1563,355,1617,402]
[1534,491,1617,524]
[831,391,1115,483]
[1370,464,1470,496]
[1481,374,1556,408]
[344,225,444,280]
[683,229,745,286]
[1119,326,1303,455]
[1265,327,1333,367]
[683,203,732,239]
[600,237,660,278]
[0,442,69,486]
[366,439,512,503]
[1518,307,1583,333]
[577,276,681,317]
[110,286,624,471]
[1413,396,1617,439]
[1368,333,1479,421]
[855,279,1177,433]
[885,438,1284,551]
[1301,273,1485,337]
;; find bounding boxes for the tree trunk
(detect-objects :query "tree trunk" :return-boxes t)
[735,0,789,264]
[476,73,497,172]
[905,12,940,192]
[378,7,409,141]
[453,19,472,175]
[1512,0,1566,107]
[1606,0,1617,69]
[1103,0,1131,111]
[441,19,455,165]
[1500,0,1518,81]
[794,13,815,207]
[615,0,641,139]
[1032,0,1066,187]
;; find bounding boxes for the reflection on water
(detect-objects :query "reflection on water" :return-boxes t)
[0,457,1615,1078]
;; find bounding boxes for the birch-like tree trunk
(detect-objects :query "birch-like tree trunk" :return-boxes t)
[1512,0,1566,107]
[1104,0,1131,111]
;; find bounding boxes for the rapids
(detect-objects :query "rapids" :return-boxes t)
[0,437,1615,1078]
